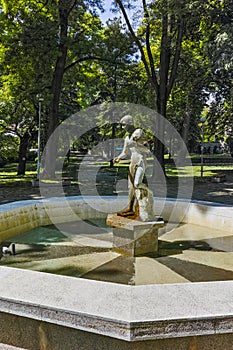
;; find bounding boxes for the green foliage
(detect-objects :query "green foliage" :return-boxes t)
[156,0,233,148]
[0,0,232,168]
[0,132,19,164]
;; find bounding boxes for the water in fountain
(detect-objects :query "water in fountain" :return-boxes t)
[1,219,233,285]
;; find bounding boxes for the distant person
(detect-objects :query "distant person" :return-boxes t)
[226,137,233,157]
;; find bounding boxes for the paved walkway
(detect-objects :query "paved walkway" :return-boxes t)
[0,171,233,206]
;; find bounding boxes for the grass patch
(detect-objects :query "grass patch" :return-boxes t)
[0,163,36,186]
[153,163,233,179]
[1,158,233,187]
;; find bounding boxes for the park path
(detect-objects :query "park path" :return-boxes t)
[0,172,233,206]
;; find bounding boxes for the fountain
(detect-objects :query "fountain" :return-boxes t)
[0,196,233,349]
[1,103,233,348]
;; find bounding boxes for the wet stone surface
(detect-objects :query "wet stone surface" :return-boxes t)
[1,219,233,285]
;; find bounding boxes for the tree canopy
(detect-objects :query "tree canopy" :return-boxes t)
[0,0,232,176]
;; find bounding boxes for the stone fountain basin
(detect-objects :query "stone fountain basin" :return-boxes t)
[0,196,233,349]
[1,196,232,241]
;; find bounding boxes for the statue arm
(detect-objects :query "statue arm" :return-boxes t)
[114,137,130,163]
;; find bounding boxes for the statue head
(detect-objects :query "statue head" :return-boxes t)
[120,115,134,129]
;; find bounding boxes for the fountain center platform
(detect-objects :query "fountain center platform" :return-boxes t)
[107,213,164,256]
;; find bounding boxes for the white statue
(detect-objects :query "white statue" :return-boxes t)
[114,115,154,221]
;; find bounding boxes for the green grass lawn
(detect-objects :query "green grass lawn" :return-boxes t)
[0,163,36,186]
[1,157,233,186]
[166,164,233,178]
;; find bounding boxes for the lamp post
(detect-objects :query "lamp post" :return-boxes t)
[200,116,206,177]
[37,95,44,180]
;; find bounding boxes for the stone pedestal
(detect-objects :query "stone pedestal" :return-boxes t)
[107,214,164,257]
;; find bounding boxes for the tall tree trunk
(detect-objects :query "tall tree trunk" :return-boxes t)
[114,1,185,179]
[154,92,166,177]
[152,13,170,178]
[182,110,191,150]
[43,0,76,178]
[17,132,30,175]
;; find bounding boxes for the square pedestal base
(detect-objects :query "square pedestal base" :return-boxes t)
[106,214,164,256]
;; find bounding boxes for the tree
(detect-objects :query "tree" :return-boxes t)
[114,0,233,167]
[42,0,109,178]
[0,0,105,177]
[168,0,233,149]
[114,0,191,172]
[202,0,233,138]
[0,0,57,174]
[0,97,38,175]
